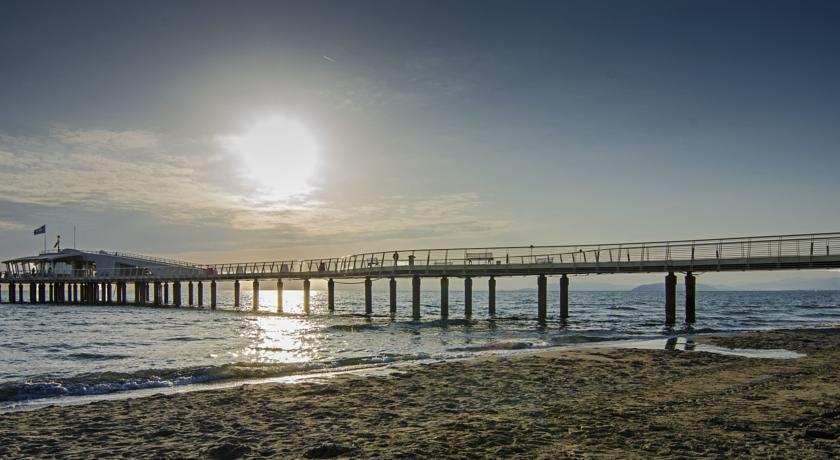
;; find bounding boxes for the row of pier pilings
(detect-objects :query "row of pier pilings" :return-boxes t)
[0,272,697,324]
[0,280,220,309]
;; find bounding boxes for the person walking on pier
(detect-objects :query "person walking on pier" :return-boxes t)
[393,251,400,267]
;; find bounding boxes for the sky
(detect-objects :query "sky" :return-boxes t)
[0,0,839,286]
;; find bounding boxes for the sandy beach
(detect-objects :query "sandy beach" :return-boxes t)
[2,328,839,459]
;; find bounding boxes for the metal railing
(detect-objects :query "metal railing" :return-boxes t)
[37,248,202,269]
[5,232,840,281]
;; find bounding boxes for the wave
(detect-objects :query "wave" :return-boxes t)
[63,353,132,361]
[0,353,431,403]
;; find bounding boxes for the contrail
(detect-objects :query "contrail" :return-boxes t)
[322,55,337,63]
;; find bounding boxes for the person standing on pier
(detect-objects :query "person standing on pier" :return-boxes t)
[393,251,399,267]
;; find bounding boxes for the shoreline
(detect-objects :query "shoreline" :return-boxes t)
[2,327,840,458]
[2,324,828,414]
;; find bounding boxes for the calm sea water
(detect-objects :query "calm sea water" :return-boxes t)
[1,288,839,410]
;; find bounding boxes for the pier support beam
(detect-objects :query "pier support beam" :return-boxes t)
[234,280,240,308]
[49,283,54,303]
[210,280,217,310]
[188,281,194,306]
[440,277,449,320]
[106,283,113,304]
[29,283,36,303]
[364,277,372,315]
[389,278,397,314]
[303,279,310,315]
[464,277,473,318]
[164,282,169,305]
[560,274,569,319]
[412,275,421,320]
[327,278,335,312]
[537,275,547,323]
[252,280,259,311]
[276,279,283,313]
[73,283,78,304]
[19,283,24,304]
[8,282,15,303]
[173,282,181,307]
[685,272,696,324]
[154,282,161,306]
[197,281,203,307]
[665,272,676,326]
[488,276,496,316]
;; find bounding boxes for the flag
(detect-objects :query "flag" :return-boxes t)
[33,225,45,235]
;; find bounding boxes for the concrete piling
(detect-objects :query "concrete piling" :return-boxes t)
[188,281,194,306]
[252,279,259,311]
[154,282,161,306]
[412,275,421,320]
[234,280,240,308]
[389,278,397,314]
[197,281,203,307]
[537,275,547,322]
[276,279,283,313]
[328,278,335,312]
[665,272,676,325]
[164,282,169,305]
[488,276,496,316]
[560,274,569,319]
[685,272,696,323]
[210,280,217,310]
[174,281,181,307]
[364,277,373,315]
[440,277,449,319]
[464,277,473,318]
[303,279,310,315]
[8,282,15,303]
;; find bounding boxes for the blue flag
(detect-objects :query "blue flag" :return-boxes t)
[33,225,45,235]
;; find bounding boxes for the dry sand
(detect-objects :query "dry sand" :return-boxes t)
[2,329,839,459]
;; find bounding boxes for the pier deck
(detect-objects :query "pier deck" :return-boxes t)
[3,232,840,324]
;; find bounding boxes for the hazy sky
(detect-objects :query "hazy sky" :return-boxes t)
[1,0,839,278]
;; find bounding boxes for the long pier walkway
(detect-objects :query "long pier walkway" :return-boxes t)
[2,232,839,325]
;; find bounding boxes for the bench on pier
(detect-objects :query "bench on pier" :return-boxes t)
[366,258,380,267]
[465,252,494,264]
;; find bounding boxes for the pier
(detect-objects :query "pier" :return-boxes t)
[2,232,840,325]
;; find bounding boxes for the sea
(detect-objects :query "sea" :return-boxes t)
[2,287,839,411]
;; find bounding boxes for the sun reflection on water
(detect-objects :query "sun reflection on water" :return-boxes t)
[231,291,327,364]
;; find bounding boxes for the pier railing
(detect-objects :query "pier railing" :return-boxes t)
[5,232,840,281]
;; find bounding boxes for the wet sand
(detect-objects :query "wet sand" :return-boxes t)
[2,329,839,459]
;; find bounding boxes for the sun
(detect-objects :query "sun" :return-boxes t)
[221,115,319,200]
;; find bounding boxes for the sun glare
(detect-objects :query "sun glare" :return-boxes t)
[221,115,319,200]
